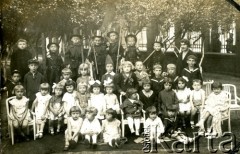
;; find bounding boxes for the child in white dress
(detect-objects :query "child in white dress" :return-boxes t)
[48,83,64,135]
[81,107,101,149]
[88,80,106,121]
[102,108,121,147]
[174,77,191,128]
[31,83,52,138]
[190,79,205,128]
[196,82,229,137]
[64,106,83,151]
[9,85,31,141]
[144,106,164,144]
[103,79,120,114]
[63,80,80,123]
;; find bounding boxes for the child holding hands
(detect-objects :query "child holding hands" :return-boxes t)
[31,83,52,139]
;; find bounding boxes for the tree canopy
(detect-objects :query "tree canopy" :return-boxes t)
[1,0,239,45]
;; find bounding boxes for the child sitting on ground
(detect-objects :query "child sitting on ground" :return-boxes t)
[64,106,83,151]
[190,79,205,129]
[196,81,229,137]
[102,108,121,148]
[81,107,101,149]
[62,80,80,123]
[88,80,106,121]
[9,85,31,142]
[144,106,164,144]
[162,108,194,144]
[174,77,191,128]
[5,70,22,97]
[120,88,143,136]
[48,83,65,135]
[31,83,52,139]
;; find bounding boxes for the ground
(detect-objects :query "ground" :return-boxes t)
[1,73,240,154]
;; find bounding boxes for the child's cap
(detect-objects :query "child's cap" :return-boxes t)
[167,63,176,69]
[17,39,27,44]
[86,106,98,116]
[187,55,197,61]
[107,31,119,37]
[153,64,162,70]
[126,88,138,98]
[47,37,59,49]
[11,70,21,76]
[146,106,157,115]
[103,78,114,88]
[89,80,101,87]
[125,34,137,43]
[105,55,114,65]
[211,81,223,90]
[62,68,72,75]
[70,106,81,115]
[106,108,117,119]
[40,83,50,90]
[28,58,39,65]
[142,79,151,86]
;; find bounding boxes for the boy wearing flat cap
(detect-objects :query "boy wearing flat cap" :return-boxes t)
[24,59,45,106]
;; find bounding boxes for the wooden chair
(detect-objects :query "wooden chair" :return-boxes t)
[119,94,146,137]
[222,84,240,111]
[6,97,36,145]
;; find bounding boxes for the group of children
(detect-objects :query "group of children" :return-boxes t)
[4,32,230,151]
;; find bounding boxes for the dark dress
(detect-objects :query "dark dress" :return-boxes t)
[181,67,202,88]
[10,49,32,78]
[139,90,158,110]
[46,52,63,86]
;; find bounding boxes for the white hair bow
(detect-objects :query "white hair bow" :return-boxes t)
[103,78,113,86]
[89,80,101,86]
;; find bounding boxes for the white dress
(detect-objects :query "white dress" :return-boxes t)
[62,91,79,116]
[9,96,31,121]
[89,93,106,119]
[35,92,51,120]
[67,117,83,133]
[80,118,101,135]
[104,94,120,113]
[175,88,191,112]
[144,117,164,143]
[102,119,121,142]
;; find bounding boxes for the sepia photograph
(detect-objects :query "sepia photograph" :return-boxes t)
[0,0,240,153]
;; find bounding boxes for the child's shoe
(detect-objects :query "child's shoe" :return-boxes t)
[69,140,77,149]
[39,132,43,138]
[50,129,54,135]
[63,145,69,151]
[35,133,39,139]
[109,139,115,147]
[115,138,122,148]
